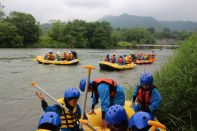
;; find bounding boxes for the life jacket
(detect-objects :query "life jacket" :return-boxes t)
[63,53,69,60]
[57,98,79,129]
[91,78,117,103]
[48,54,55,60]
[124,57,128,63]
[111,56,116,63]
[128,56,133,63]
[136,85,156,111]
[68,53,73,60]
[118,57,123,64]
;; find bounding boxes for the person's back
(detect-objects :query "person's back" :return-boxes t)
[118,56,124,65]
[105,54,110,62]
[56,52,62,61]
[79,78,125,128]
[111,54,116,63]
[67,51,73,61]
[44,52,49,60]
[48,51,55,60]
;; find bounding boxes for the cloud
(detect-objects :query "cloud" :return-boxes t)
[63,0,110,8]
[1,0,197,23]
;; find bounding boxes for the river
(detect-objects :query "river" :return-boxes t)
[0,48,172,131]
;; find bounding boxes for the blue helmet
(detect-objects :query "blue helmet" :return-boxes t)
[105,105,128,125]
[38,112,61,128]
[64,88,80,99]
[140,72,153,86]
[128,111,153,129]
[79,79,93,92]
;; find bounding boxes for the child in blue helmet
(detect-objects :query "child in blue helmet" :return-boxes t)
[130,72,162,115]
[79,78,125,128]
[105,105,128,131]
[35,88,82,131]
[128,111,154,131]
[37,112,61,131]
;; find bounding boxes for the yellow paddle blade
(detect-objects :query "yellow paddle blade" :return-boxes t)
[148,120,166,130]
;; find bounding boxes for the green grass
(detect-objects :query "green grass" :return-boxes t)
[117,41,137,48]
[154,33,197,130]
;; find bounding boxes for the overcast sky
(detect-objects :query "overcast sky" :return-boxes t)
[1,0,197,23]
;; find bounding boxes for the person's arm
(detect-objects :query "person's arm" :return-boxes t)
[132,85,140,102]
[97,83,110,119]
[35,91,62,115]
[149,89,162,112]
[88,93,97,115]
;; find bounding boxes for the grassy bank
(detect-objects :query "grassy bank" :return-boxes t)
[154,33,197,130]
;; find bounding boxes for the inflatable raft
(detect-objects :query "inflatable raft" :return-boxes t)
[135,58,156,64]
[99,61,136,71]
[84,101,166,131]
[35,56,79,65]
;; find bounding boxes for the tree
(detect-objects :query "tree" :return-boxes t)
[6,11,40,46]
[0,3,5,21]
[90,22,113,48]
[0,22,22,47]
[123,28,155,44]
[48,20,65,42]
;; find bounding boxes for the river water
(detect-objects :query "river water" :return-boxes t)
[0,48,172,131]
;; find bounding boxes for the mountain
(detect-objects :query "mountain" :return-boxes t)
[99,13,197,32]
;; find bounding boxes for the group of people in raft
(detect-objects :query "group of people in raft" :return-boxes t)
[104,51,156,65]
[35,72,162,131]
[44,50,77,61]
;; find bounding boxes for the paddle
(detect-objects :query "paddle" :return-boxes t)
[79,65,96,130]
[148,120,166,130]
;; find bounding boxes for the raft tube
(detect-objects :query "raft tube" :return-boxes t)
[134,58,156,64]
[84,101,166,131]
[99,61,136,71]
[35,56,79,65]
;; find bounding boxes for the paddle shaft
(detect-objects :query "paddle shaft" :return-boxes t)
[33,83,68,111]
[80,66,96,131]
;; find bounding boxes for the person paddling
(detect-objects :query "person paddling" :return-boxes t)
[35,88,82,131]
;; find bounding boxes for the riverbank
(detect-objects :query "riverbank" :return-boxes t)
[152,33,196,130]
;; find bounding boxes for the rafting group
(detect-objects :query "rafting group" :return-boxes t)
[34,71,166,131]
[103,51,156,64]
[99,51,156,70]
[35,50,79,65]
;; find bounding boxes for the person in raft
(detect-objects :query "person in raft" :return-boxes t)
[37,112,61,131]
[35,88,82,131]
[130,72,162,116]
[104,54,110,62]
[79,78,125,128]
[111,53,117,63]
[105,105,128,131]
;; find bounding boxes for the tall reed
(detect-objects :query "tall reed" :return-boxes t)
[154,33,197,130]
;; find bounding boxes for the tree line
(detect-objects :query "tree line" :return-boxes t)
[0,5,193,48]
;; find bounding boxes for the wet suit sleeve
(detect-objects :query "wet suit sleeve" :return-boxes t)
[41,100,62,116]
[149,88,162,112]
[91,93,97,110]
[132,85,140,102]
[97,83,110,119]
